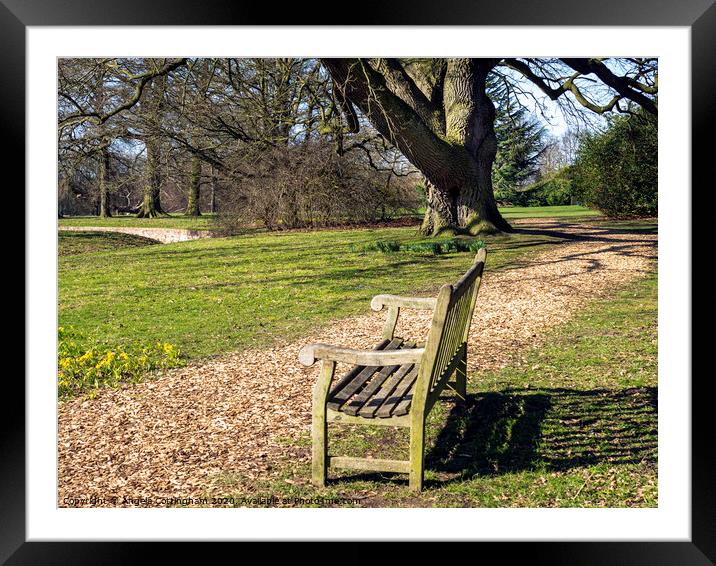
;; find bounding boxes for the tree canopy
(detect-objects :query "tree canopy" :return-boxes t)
[57,57,657,231]
[322,58,657,234]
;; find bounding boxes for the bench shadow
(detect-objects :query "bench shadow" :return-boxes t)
[425,387,657,485]
[425,390,551,477]
[330,386,657,488]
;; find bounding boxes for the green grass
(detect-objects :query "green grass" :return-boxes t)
[57,205,599,231]
[354,238,486,255]
[498,205,601,219]
[58,218,656,505]
[58,227,559,361]
[59,213,216,230]
[212,271,657,507]
[59,231,159,256]
[591,219,658,233]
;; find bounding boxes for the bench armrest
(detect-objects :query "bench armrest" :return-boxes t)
[299,343,425,367]
[370,294,437,312]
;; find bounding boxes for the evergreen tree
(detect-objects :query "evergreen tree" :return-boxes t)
[489,78,548,205]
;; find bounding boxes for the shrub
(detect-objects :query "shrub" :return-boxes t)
[357,239,485,256]
[58,326,184,398]
[572,110,657,217]
[216,140,421,233]
[375,240,402,253]
[497,170,574,207]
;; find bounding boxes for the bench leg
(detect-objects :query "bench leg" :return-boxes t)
[454,348,468,401]
[312,409,328,487]
[409,419,425,491]
[311,360,335,488]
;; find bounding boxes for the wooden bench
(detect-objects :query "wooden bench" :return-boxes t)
[299,248,487,491]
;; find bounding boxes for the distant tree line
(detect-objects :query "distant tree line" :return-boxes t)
[58,57,658,229]
[58,58,420,228]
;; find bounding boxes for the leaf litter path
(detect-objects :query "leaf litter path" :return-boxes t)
[58,219,657,506]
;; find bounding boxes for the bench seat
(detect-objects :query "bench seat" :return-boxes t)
[327,338,423,419]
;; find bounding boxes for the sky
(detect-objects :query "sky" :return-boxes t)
[513,79,609,140]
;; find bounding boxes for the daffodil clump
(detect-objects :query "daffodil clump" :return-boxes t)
[58,326,183,398]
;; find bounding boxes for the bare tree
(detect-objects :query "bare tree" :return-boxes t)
[58,58,187,217]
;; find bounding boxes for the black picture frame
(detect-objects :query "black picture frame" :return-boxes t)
[5,0,710,562]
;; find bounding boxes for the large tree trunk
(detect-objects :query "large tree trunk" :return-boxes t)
[421,174,511,235]
[322,58,513,236]
[185,154,202,216]
[98,144,112,218]
[421,59,511,235]
[455,175,512,234]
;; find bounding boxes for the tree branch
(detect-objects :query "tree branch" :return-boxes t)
[58,58,187,130]
[321,58,466,186]
[503,58,657,116]
[559,58,657,115]
[371,58,444,134]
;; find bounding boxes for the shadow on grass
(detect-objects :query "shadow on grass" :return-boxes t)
[331,386,657,488]
[426,391,551,476]
[58,231,159,256]
[426,387,657,483]
[512,219,657,242]
[500,221,657,276]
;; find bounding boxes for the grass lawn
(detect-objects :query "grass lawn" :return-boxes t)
[499,205,601,219]
[213,271,657,507]
[59,213,217,230]
[58,227,560,362]
[58,205,600,231]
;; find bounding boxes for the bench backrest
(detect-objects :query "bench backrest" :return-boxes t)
[414,248,486,415]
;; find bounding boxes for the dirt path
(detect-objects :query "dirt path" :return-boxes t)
[57,220,657,506]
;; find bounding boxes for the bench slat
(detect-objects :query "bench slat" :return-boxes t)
[326,338,390,399]
[342,341,417,416]
[375,365,419,418]
[327,338,403,411]
[357,361,416,418]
